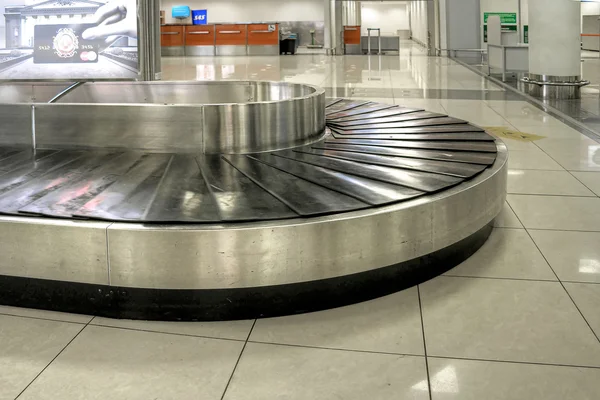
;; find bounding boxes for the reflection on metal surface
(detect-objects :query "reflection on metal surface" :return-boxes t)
[225,154,368,216]
[0,99,500,222]
[329,111,449,127]
[312,143,497,165]
[0,97,507,298]
[324,137,498,153]
[199,155,296,221]
[3,81,327,154]
[250,153,424,205]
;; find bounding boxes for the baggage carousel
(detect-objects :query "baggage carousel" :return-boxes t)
[0,81,507,321]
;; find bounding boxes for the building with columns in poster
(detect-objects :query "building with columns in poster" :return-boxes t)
[2,0,104,49]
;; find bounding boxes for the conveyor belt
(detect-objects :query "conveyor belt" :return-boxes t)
[0,99,497,223]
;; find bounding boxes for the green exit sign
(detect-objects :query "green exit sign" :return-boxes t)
[484,12,517,24]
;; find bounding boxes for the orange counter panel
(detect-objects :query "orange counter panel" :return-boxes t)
[161,25,185,47]
[247,24,279,46]
[344,26,361,45]
[185,25,215,46]
[215,24,248,46]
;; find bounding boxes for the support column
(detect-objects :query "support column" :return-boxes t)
[523,0,588,99]
[342,1,361,54]
[427,0,437,56]
[138,0,162,81]
[342,1,361,27]
[325,0,343,55]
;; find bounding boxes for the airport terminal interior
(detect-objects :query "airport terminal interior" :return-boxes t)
[1,0,600,399]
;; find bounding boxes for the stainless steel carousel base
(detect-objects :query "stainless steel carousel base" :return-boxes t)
[0,93,507,321]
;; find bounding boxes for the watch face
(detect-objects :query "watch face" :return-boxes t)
[34,24,101,64]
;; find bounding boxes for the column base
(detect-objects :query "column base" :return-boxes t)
[521,74,590,100]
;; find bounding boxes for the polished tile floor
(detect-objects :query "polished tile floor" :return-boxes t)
[2,42,600,399]
[461,50,600,135]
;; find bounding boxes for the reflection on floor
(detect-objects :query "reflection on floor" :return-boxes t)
[459,50,600,136]
[2,41,600,399]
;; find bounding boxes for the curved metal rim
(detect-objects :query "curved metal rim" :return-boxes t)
[520,77,590,87]
[49,80,327,108]
[0,223,493,321]
[111,140,508,232]
[0,141,506,231]
[0,141,507,290]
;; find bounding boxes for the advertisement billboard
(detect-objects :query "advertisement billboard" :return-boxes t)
[0,0,138,80]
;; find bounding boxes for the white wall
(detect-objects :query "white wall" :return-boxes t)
[160,0,324,24]
[439,0,448,50]
[445,0,481,51]
[360,1,409,36]
[409,0,428,46]
[582,2,600,16]
[0,16,5,49]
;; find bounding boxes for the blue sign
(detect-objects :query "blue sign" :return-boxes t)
[172,5,191,19]
[192,10,208,25]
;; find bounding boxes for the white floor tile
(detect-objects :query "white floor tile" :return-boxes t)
[564,283,600,338]
[572,171,600,196]
[428,358,600,400]
[493,202,523,228]
[0,315,83,400]
[507,150,564,170]
[420,276,600,366]
[394,99,447,114]
[91,317,254,341]
[445,228,556,281]
[512,124,585,139]
[223,343,430,400]
[250,288,424,355]
[0,306,92,324]
[18,325,244,400]
[507,170,595,196]
[490,135,538,151]
[535,138,600,172]
[530,230,600,283]
[508,194,600,231]
[486,101,545,116]
[440,102,510,127]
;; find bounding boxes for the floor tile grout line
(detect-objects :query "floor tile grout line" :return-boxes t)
[417,285,433,400]
[506,192,597,198]
[508,200,600,344]
[86,322,248,343]
[442,274,559,283]
[219,319,257,400]
[518,227,600,233]
[551,280,600,344]
[531,140,600,198]
[562,280,600,285]
[503,167,566,172]
[507,192,600,199]
[526,230,600,344]
[428,355,600,370]
[0,312,91,326]
[14,318,93,400]
[566,170,600,199]
[485,103,518,128]
[450,56,600,143]
[246,340,425,358]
